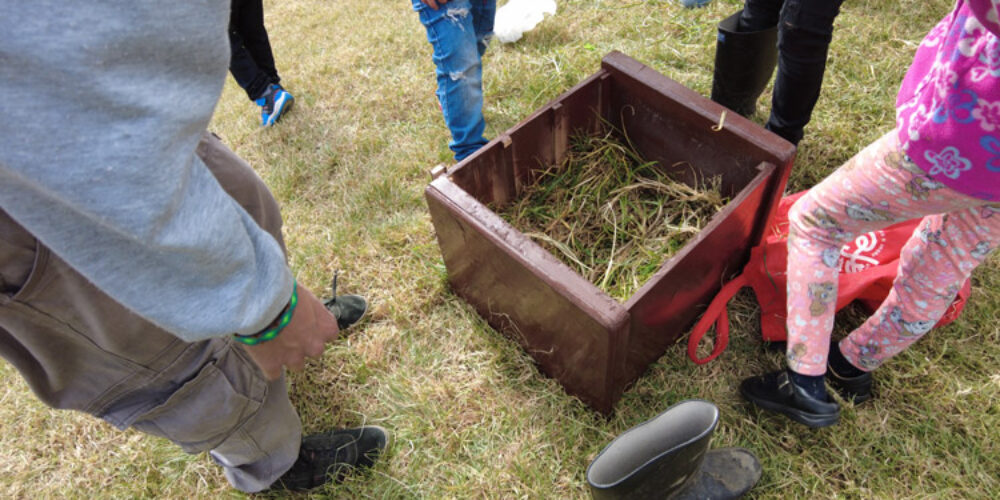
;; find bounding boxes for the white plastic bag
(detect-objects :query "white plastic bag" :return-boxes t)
[493,0,557,44]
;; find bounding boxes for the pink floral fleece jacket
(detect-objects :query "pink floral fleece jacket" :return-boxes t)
[896,0,1000,201]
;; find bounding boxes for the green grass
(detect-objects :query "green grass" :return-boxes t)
[3,0,999,498]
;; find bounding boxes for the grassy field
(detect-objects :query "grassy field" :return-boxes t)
[2,0,999,498]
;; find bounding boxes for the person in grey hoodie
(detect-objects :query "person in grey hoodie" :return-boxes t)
[0,0,385,493]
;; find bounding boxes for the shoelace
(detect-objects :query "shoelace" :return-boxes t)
[259,89,275,114]
[324,271,341,308]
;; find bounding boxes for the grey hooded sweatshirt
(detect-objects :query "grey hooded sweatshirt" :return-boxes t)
[0,1,293,341]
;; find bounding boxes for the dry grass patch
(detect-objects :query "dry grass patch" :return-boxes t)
[496,128,727,300]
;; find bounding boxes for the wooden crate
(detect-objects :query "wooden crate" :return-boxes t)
[425,51,795,414]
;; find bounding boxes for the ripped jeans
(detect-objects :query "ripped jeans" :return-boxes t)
[412,0,495,161]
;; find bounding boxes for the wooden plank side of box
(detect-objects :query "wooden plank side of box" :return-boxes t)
[448,71,608,206]
[426,178,630,414]
[623,163,776,383]
[601,51,796,249]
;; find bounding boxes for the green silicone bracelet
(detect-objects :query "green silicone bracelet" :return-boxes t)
[234,280,298,346]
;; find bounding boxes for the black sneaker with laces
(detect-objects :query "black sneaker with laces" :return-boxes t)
[323,271,368,330]
[270,425,389,491]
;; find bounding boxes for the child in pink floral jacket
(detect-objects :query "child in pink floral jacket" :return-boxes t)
[740,0,1000,428]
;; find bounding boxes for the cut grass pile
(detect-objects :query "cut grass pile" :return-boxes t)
[496,129,727,300]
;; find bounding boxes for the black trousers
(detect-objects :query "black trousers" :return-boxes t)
[740,0,844,144]
[229,0,281,101]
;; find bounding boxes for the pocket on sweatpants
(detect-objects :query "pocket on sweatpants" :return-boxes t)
[130,349,264,454]
[0,212,43,300]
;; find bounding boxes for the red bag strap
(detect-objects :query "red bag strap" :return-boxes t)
[687,273,749,364]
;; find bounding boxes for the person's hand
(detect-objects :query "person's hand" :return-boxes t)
[421,0,449,10]
[241,284,340,380]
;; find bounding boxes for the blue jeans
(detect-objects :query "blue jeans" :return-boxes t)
[412,0,496,161]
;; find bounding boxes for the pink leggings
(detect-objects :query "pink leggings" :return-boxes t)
[786,132,1000,375]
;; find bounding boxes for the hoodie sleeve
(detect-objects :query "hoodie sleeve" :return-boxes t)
[0,0,293,341]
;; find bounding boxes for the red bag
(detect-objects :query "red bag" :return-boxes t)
[687,191,973,364]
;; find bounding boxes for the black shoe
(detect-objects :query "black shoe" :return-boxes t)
[826,339,873,404]
[740,370,840,428]
[323,271,368,330]
[270,425,389,491]
[827,367,873,406]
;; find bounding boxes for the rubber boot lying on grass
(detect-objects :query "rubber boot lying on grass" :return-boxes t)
[586,400,761,499]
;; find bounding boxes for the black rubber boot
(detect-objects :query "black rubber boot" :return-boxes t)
[710,10,778,117]
[586,400,762,500]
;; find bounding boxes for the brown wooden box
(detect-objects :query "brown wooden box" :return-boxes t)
[425,51,795,414]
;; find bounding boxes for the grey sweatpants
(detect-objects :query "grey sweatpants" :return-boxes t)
[0,132,301,493]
